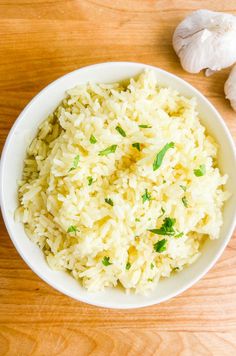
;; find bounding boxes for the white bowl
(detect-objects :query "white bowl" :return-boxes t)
[1,62,236,309]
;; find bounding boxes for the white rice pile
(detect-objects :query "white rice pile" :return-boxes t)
[16,70,228,294]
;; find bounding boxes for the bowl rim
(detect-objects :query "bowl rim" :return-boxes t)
[1,61,236,309]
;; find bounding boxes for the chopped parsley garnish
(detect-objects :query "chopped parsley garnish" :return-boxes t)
[182,196,188,208]
[126,262,131,270]
[153,142,175,171]
[73,154,80,166]
[90,134,97,144]
[148,278,153,282]
[132,142,141,151]
[67,225,77,233]
[149,217,176,236]
[175,232,184,238]
[87,176,93,186]
[105,198,114,206]
[180,185,187,192]
[69,154,80,171]
[163,180,166,184]
[158,207,165,219]
[173,267,179,271]
[99,144,117,156]
[154,239,167,253]
[139,124,152,128]
[102,256,112,266]
[142,189,151,203]
[135,218,140,222]
[194,164,206,177]
[150,263,154,269]
[115,126,126,137]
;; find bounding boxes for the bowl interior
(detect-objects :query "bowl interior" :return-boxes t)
[1,62,236,308]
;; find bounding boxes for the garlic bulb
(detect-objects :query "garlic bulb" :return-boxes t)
[173,10,236,75]
[225,65,236,111]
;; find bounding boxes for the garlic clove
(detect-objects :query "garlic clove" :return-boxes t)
[205,69,217,77]
[173,9,236,74]
[224,64,236,111]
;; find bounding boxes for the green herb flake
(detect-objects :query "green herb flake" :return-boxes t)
[194,164,206,177]
[105,198,114,206]
[180,185,187,192]
[87,176,93,186]
[148,278,153,282]
[102,256,112,266]
[182,196,188,208]
[67,225,77,233]
[163,180,166,184]
[135,218,140,222]
[69,154,80,171]
[149,217,176,236]
[173,267,179,271]
[153,142,175,171]
[126,262,131,270]
[115,126,126,137]
[150,263,154,270]
[175,232,184,238]
[154,239,167,253]
[132,142,141,151]
[142,189,151,203]
[73,154,80,166]
[99,144,117,156]
[90,134,97,144]
[139,124,152,128]
[158,207,165,219]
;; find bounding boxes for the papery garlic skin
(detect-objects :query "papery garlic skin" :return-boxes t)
[173,9,236,74]
[225,65,236,111]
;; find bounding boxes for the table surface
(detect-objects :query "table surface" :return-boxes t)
[0,1,236,355]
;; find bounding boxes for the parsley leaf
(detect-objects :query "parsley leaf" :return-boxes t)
[175,232,184,238]
[105,198,114,206]
[90,134,97,144]
[153,142,175,171]
[150,263,154,269]
[158,207,165,219]
[142,189,151,203]
[99,145,117,156]
[126,262,131,270]
[69,154,80,171]
[182,196,188,208]
[67,225,77,233]
[87,176,93,186]
[73,155,80,166]
[132,142,141,151]
[149,217,176,236]
[139,124,152,128]
[102,256,112,266]
[148,278,153,282]
[194,164,206,177]
[180,185,187,192]
[135,218,140,222]
[115,126,126,137]
[154,239,167,253]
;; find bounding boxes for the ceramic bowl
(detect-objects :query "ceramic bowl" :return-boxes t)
[1,62,236,308]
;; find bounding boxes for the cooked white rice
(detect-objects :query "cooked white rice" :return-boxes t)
[16,70,228,294]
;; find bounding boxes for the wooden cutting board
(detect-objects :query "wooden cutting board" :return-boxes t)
[0,1,236,355]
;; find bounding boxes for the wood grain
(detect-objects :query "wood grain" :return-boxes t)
[0,1,236,355]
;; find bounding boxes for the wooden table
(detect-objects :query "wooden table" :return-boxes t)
[1,1,236,355]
